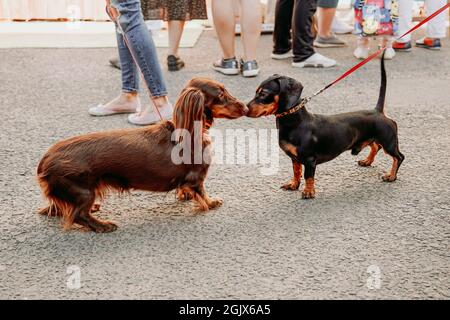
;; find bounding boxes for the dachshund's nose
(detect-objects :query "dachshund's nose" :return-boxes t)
[242,105,249,115]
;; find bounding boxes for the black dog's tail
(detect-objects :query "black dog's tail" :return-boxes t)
[375,50,387,113]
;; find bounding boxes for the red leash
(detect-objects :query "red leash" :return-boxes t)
[302,2,450,104]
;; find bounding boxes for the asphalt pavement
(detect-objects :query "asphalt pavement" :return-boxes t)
[0,30,449,299]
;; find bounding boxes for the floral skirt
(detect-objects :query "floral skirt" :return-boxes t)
[141,0,208,21]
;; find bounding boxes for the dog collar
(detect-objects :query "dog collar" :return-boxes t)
[275,98,309,118]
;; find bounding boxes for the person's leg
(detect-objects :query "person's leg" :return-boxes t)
[238,0,262,77]
[167,20,186,71]
[425,0,447,39]
[111,0,171,124]
[168,20,185,56]
[211,0,239,75]
[353,36,369,59]
[381,36,396,60]
[317,0,338,38]
[211,0,236,59]
[272,0,294,56]
[315,0,346,47]
[396,0,413,43]
[89,2,141,116]
[291,0,336,67]
[292,0,316,62]
[238,0,262,61]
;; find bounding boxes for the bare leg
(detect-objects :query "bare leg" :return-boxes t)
[317,7,336,38]
[239,0,262,61]
[212,0,236,59]
[168,20,185,57]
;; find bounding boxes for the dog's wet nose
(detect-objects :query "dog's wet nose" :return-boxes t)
[242,105,249,115]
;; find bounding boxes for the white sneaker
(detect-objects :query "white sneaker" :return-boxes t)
[128,103,172,126]
[353,46,369,59]
[332,16,353,34]
[292,53,336,68]
[271,50,294,60]
[383,47,396,60]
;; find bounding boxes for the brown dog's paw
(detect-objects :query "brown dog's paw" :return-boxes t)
[382,174,396,182]
[208,198,223,209]
[301,189,316,199]
[90,203,101,213]
[358,159,372,167]
[176,188,194,201]
[38,205,62,217]
[92,221,118,233]
[281,181,300,191]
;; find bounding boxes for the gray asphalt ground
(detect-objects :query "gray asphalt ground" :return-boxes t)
[0,30,449,299]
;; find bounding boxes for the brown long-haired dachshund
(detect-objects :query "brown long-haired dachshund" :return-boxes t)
[37,78,247,233]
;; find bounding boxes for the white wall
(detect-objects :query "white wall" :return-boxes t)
[0,0,108,20]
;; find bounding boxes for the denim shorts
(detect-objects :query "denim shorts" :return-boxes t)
[317,0,339,8]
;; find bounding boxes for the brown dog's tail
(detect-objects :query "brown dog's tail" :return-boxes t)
[375,50,387,114]
[37,157,76,228]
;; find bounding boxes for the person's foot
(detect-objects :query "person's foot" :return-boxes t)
[313,34,347,48]
[292,53,336,68]
[88,93,140,116]
[271,50,293,60]
[240,59,259,77]
[332,16,353,34]
[353,45,369,59]
[127,103,172,126]
[167,55,185,71]
[416,37,441,50]
[382,47,396,60]
[109,57,121,70]
[392,40,412,52]
[212,57,239,75]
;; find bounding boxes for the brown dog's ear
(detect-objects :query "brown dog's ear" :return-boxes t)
[173,87,205,147]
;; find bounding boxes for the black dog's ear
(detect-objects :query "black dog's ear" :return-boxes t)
[277,77,303,112]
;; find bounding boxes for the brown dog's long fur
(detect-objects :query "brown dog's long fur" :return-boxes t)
[37,78,247,233]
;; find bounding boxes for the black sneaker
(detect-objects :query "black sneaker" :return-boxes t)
[240,59,259,77]
[167,55,185,71]
[109,56,121,70]
[212,57,239,75]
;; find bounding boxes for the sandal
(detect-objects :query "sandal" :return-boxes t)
[167,55,185,71]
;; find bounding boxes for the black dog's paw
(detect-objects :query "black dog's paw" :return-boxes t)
[358,159,372,167]
[281,181,300,191]
[301,188,315,199]
[382,174,397,182]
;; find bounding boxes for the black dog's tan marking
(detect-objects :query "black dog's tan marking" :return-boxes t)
[247,53,404,199]
[281,162,302,191]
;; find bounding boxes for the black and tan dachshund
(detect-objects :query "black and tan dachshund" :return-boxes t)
[247,53,404,199]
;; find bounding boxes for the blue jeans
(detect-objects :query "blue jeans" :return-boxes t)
[110,0,167,96]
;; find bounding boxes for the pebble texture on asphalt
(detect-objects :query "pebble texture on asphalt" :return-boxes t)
[0,32,449,299]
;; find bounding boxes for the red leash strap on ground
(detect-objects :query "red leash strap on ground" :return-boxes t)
[307,2,450,101]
